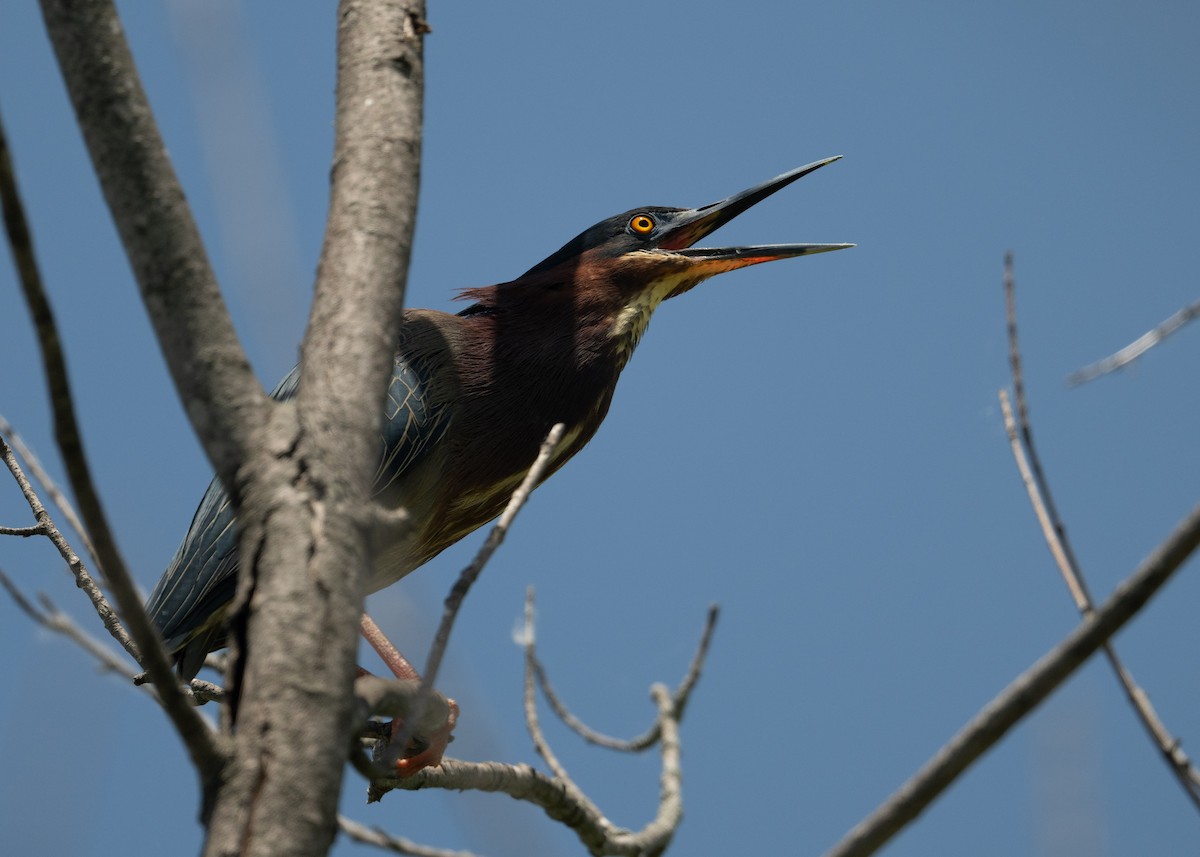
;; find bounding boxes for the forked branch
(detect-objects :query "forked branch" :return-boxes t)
[365,586,715,857]
[1003,253,1200,808]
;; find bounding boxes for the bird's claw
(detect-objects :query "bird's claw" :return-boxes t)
[392,697,459,777]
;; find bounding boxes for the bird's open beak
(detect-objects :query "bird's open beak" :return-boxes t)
[655,156,853,275]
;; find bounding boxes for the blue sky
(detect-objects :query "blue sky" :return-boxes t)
[2,2,1199,855]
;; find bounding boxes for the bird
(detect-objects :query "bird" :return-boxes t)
[145,156,852,689]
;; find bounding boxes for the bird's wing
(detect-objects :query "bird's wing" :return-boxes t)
[143,365,300,651]
[146,354,451,653]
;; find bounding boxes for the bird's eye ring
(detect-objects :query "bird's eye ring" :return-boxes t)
[628,214,655,235]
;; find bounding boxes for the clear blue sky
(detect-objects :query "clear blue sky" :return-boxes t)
[2,2,1198,855]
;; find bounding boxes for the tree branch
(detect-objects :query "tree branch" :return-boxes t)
[0,107,224,782]
[0,567,142,685]
[337,816,481,857]
[0,414,97,566]
[389,423,567,762]
[823,501,1200,857]
[37,0,268,486]
[1068,295,1200,385]
[1003,254,1200,808]
[529,602,718,752]
[1,433,135,660]
[367,586,711,856]
[200,2,428,854]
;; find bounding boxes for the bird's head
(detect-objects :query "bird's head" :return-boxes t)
[459,156,852,358]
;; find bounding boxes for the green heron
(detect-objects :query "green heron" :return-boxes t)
[146,155,851,692]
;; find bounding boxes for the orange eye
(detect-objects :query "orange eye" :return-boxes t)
[628,214,655,235]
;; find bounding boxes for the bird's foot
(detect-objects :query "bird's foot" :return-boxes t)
[357,612,459,776]
[391,697,459,777]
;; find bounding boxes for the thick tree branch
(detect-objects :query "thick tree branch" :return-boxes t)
[200,2,428,855]
[38,0,267,487]
[824,501,1200,857]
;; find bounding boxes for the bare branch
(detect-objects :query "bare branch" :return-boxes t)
[427,423,567,683]
[530,602,719,752]
[998,388,1090,609]
[1000,391,1200,806]
[1003,256,1200,808]
[0,105,224,782]
[0,438,226,708]
[519,587,684,856]
[384,750,686,857]
[338,816,481,857]
[1,433,135,660]
[523,589,586,788]
[1003,254,1089,601]
[201,3,428,853]
[391,423,566,761]
[1,430,232,716]
[0,524,45,537]
[37,0,267,484]
[1068,296,1200,385]
[642,684,684,857]
[824,500,1200,857]
[188,680,226,705]
[0,567,141,684]
[0,414,97,565]
[371,586,700,854]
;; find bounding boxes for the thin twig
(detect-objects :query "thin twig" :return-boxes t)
[1004,254,1089,604]
[531,603,719,752]
[337,815,481,857]
[1003,256,1200,807]
[822,504,1200,857]
[1,434,136,658]
[0,524,46,537]
[0,413,98,566]
[0,105,224,780]
[997,390,1085,607]
[0,567,224,715]
[1,440,229,712]
[1068,296,1200,385]
[0,567,140,683]
[391,423,566,761]
[523,588,585,789]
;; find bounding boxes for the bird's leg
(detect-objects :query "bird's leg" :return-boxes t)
[360,612,420,680]
[359,613,458,777]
